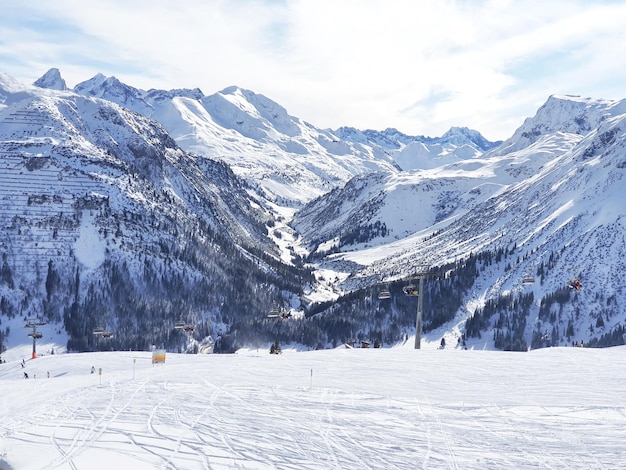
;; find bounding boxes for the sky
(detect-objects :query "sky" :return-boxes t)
[2,339,626,468]
[1,1,626,141]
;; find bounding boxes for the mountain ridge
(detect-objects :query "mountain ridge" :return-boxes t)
[58,70,498,205]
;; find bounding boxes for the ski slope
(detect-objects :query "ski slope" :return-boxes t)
[1,344,625,469]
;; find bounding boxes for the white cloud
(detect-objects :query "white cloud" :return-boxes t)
[1,0,626,140]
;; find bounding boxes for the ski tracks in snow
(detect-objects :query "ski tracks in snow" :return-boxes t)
[46,378,153,469]
[3,349,626,469]
[194,378,428,469]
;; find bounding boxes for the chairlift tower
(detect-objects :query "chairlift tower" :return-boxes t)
[25,317,46,359]
[413,264,430,350]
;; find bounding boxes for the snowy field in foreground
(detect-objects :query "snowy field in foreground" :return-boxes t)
[1,345,626,469]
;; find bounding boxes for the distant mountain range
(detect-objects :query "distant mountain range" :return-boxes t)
[36,67,500,206]
[0,68,624,354]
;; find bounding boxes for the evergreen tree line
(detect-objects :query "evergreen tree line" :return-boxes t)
[339,221,389,247]
[464,244,626,351]
[586,324,626,347]
[486,292,534,351]
[218,255,483,351]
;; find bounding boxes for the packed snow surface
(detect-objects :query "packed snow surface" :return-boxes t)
[1,344,625,469]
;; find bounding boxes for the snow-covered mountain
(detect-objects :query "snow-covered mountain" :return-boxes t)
[2,68,625,354]
[32,67,68,91]
[70,74,395,206]
[0,72,309,353]
[493,94,626,156]
[293,127,579,256]
[335,125,501,170]
[293,93,626,349]
[68,71,497,206]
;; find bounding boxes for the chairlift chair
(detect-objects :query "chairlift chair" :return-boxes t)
[567,277,582,290]
[378,289,391,300]
[567,267,582,290]
[267,308,280,318]
[268,302,286,318]
[522,273,535,285]
[403,284,419,296]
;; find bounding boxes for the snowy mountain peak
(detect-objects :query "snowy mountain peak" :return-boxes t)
[211,85,300,138]
[33,67,68,91]
[494,94,626,155]
[334,125,500,171]
[219,85,244,95]
[442,126,499,150]
[336,125,498,152]
[145,86,204,101]
[65,71,398,205]
[74,73,143,107]
[73,72,107,94]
